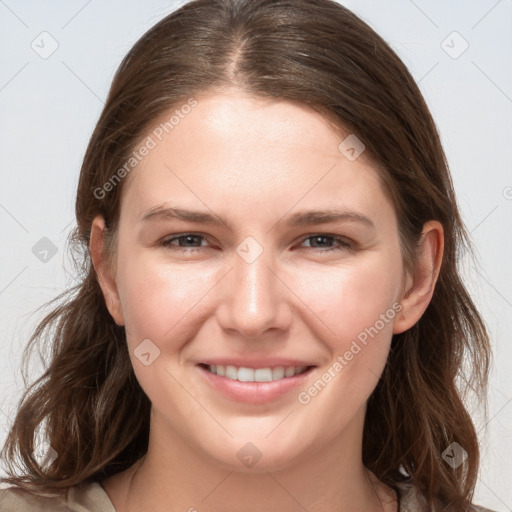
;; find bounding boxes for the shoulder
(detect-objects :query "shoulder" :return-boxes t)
[0,481,115,512]
[396,481,498,512]
[0,486,69,512]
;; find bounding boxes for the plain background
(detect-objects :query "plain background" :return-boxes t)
[0,0,510,509]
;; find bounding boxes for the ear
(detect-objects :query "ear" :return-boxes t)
[393,220,444,334]
[89,215,125,326]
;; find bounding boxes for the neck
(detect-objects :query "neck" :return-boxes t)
[102,406,397,512]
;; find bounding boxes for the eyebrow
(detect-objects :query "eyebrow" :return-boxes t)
[140,205,375,230]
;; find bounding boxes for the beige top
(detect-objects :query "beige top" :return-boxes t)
[0,481,496,511]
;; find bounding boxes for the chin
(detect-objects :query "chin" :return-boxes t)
[202,435,315,474]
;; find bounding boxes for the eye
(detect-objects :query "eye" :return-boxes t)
[160,233,209,251]
[299,234,352,253]
[159,233,352,253]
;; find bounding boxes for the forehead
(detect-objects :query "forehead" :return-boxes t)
[120,90,395,228]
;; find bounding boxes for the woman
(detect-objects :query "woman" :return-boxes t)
[0,0,495,510]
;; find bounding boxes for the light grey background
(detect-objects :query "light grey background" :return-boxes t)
[0,0,511,509]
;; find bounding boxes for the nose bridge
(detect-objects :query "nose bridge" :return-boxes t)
[237,243,273,312]
[218,236,289,337]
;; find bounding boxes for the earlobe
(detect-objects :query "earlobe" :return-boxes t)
[393,221,444,334]
[89,215,125,326]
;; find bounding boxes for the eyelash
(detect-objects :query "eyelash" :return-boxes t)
[160,233,352,253]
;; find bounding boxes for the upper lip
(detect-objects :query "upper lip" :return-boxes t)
[198,358,316,369]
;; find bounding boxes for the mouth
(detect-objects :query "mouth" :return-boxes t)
[198,363,312,382]
[196,363,316,404]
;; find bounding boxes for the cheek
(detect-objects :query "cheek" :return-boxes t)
[291,255,403,348]
[116,243,403,351]
[114,252,225,407]
[290,260,402,434]
[116,253,222,345]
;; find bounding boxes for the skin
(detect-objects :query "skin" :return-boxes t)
[90,89,443,512]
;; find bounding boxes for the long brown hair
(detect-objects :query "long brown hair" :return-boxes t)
[1,1,491,509]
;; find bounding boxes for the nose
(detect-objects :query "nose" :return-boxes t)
[216,242,293,339]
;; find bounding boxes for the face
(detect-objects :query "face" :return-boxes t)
[98,89,411,472]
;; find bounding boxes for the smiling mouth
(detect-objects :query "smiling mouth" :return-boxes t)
[198,363,314,383]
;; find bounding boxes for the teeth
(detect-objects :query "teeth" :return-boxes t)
[238,367,254,382]
[272,366,285,380]
[284,366,295,378]
[206,364,308,382]
[254,368,272,382]
[225,365,238,380]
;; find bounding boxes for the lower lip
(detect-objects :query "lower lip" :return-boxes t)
[197,365,315,404]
